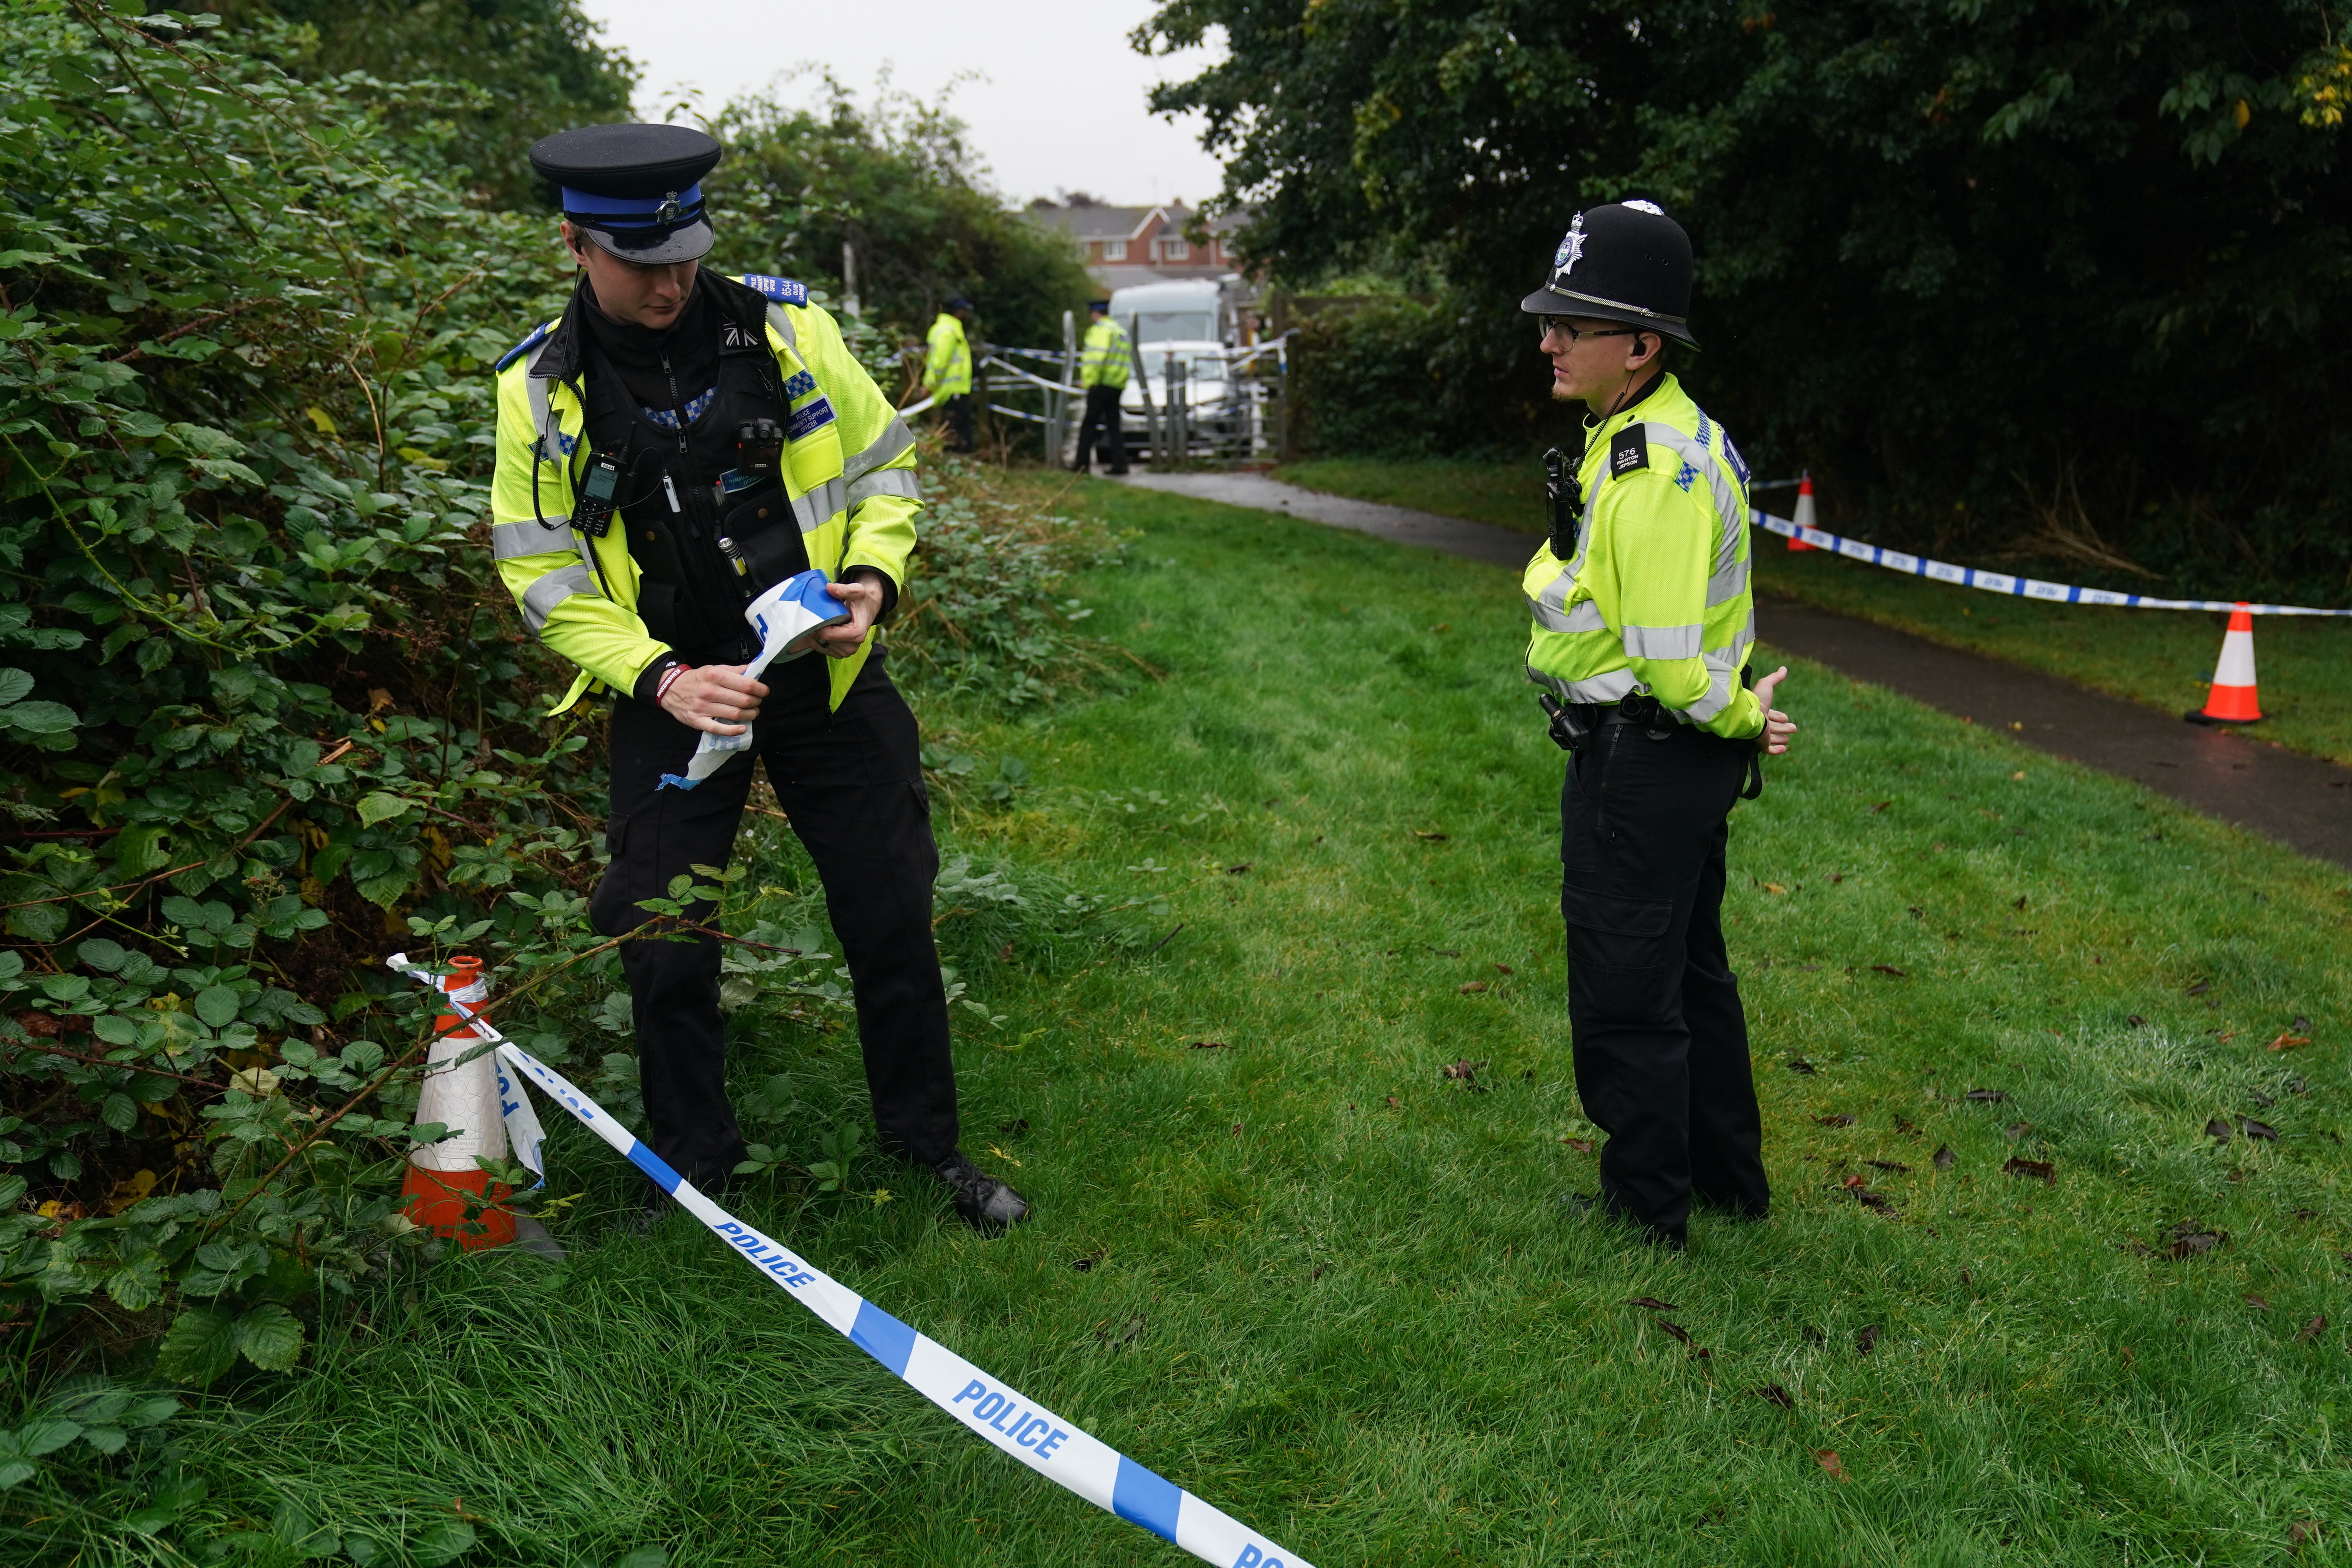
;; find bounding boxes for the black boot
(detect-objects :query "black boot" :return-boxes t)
[933,1149,1030,1233]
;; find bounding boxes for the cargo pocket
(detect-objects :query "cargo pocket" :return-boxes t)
[1561,884,1677,1024]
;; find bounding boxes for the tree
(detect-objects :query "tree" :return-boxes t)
[1142,0,2352,593]
[213,0,637,201]
[704,76,1098,354]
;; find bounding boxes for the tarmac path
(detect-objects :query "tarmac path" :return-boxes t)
[1113,469,2352,870]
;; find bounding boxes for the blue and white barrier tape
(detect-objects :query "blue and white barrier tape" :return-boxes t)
[383,958,1314,1568]
[1752,509,2352,617]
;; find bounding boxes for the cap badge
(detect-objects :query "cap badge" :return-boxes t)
[1553,213,1587,276]
[656,191,682,224]
[1623,198,1665,216]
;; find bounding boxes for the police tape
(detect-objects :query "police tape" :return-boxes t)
[1751,509,2352,617]
[383,957,1314,1568]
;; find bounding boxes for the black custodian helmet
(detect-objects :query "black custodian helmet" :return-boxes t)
[1519,200,1700,350]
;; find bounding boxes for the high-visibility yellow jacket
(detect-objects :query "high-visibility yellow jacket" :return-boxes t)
[924,311,972,398]
[1079,316,1131,389]
[488,274,921,716]
[1520,373,1762,740]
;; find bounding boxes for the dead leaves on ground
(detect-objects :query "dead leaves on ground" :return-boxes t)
[2004,1156,2055,1183]
[1814,1449,1851,1482]
[1756,1383,1796,1410]
[1933,1145,1956,1169]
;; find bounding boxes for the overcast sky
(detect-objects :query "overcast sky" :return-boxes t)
[577,0,1232,209]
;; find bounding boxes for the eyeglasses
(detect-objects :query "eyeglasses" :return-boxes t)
[1537,318,1642,347]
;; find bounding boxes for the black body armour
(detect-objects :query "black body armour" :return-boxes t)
[582,311,808,666]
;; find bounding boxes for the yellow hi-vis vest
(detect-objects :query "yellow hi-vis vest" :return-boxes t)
[1079,317,1131,389]
[1521,373,1763,740]
[924,311,973,398]
[488,275,921,716]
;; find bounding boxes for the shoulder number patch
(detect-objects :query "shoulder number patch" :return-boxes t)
[1609,424,1649,478]
[741,274,810,306]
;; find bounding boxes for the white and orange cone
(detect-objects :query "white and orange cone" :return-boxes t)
[400,954,517,1249]
[1787,471,1819,551]
[2185,603,2263,725]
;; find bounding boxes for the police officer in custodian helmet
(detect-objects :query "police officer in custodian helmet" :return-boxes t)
[486,123,1028,1232]
[1517,201,1797,1250]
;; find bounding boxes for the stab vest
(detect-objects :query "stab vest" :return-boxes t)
[581,316,808,664]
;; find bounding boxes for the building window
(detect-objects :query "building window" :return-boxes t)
[1161,236,1190,261]
[1103,240,1127,261]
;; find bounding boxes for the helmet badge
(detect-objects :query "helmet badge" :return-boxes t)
[1553,213,1587,276]
[1624,198,1665,216]
[656,191,682,224]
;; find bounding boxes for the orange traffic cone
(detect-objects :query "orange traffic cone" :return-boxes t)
[1787,471,1818,551]
[399,955,517,1249]
[2184,603,2263,725]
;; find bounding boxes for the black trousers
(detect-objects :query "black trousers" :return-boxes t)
[1074,384,1127,472]
[941,394,974,452]
[590,649,960,1188]
[1561,720,1769,1243]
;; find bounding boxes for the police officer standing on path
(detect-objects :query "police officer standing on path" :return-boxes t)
[487,123,1029,1233]
[1517,200,1797,1250]
[924,296,976,452]
[1071,301,1131,475]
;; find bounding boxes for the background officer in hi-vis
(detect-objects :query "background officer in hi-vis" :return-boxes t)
[487,123,1028,1233]
[1517,201,1798,1250]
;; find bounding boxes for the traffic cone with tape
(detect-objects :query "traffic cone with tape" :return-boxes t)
[2184,603,2263,725]
[399,955,517,1249]
[1787,470,1819,551]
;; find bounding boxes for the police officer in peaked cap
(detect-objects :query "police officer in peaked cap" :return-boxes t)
[485,123,1029,1232]
[1516,200,1798,1250]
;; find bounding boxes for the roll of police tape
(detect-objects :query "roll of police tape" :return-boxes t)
[1750,509,2352,617]
[383,958,1312,1568]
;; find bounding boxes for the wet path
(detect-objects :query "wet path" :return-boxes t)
[1114,470,2352,869]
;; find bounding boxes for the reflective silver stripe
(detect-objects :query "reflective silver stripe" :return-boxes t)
[1525,664,1640,704]
[1683,661,1736,724]
[1706,552,1751,608]
[493,518,570,560]
[527,376,565,461]
[1640,423,1748,581]
[789,476,848,534]
[842,418,915,482]
[766,303,797,350]
[1623,622,1703,660]
[520,563,595,635]
[846,468,921,508]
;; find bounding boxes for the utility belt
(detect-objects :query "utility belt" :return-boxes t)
[1540,670,1764,800]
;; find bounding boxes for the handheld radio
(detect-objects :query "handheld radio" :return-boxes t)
[573,450,624,537]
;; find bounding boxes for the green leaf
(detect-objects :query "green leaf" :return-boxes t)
[615,1550,669,1568]
[17,1418,80,1457]
[77,937,127,972]
[78,1425,126,1455]
[234,1302,305,1371]
[193,985,241,1027]
[112,824,172,878]
[101,1093,139,1133]
[156,1307,238,1385]
[413,1519,477,1565]
[0,668,31,706]
[0,1460,34,1490]
[356,791,412,827]
[0,700,79,735]
[105,1250,167,1312]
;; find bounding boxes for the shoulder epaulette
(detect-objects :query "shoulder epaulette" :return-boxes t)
[740,274,809,307]
[1608,424,1649,478]
[494,319,555,374]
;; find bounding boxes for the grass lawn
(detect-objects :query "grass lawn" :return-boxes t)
[135,479,2352,1567]
[1277,457,2352,765]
